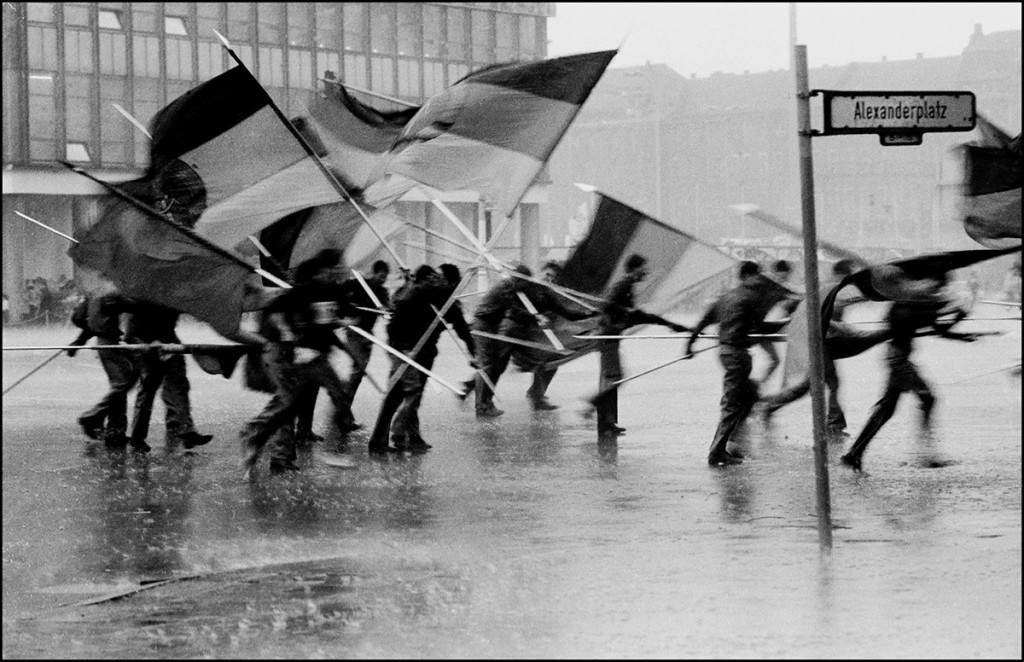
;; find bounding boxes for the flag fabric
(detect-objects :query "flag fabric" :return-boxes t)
[958,115,1022,249]
[820,246,1021,336]
[526,191,737,368]
[147,66,346,251]
[305,84,417,194]
[68,195,258,340]
[364,50,617,218]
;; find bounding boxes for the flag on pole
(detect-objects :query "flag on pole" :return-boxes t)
[68,197,258,340]
[530,190,737,367]
[957,115,1022,249]
[364,50,617,218]
[305,85,417,194]
[147,66,347,251]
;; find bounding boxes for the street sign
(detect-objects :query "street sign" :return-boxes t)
[821,90,975,136]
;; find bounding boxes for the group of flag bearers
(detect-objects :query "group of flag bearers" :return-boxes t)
[13,38,1016,479]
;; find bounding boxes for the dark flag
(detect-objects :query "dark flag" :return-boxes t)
[147,66,346,251]
[365,50,617,218]
[958,115,1022,249]
[68,197,258,340]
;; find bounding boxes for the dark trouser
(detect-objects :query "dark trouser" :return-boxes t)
[369,348,435,449]
[79,337,139,437]
[474,325,512,411]
[527,365,557,404]
[844,345,935,462]
[709,345,760,457]
[761,355,847,430]
[344,331,374,403]
[595,339,622,435]
[130,349,196,444]
[756,338,781,385]
[241,344,354,464]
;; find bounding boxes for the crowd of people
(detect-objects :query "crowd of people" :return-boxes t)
[7,276,83,325]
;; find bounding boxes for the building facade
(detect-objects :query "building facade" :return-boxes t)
[1,2,554,322]
[547,25,1022,265]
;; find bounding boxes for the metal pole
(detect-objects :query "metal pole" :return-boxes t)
[794,45,833,552]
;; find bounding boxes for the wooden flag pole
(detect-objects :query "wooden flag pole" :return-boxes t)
[3,349,64,396]
[16,211,79,244]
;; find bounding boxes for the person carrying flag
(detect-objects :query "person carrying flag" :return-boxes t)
[593,253,689,438]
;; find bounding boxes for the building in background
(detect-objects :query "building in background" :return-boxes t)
[1,2,554,322]
[548,24,1021,267]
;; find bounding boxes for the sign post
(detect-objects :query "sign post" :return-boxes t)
[795,45,833,552]
[793,57,977,555]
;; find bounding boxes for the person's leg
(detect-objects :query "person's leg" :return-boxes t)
[368,356,406,452]
[708,347,752,463]
[129,350,164,446]
[841,357,904,470]
[757,339,781,385]
[595,340,623,435]
[527,365,558,409]
[824,357,847,433]
[476,335,511,415]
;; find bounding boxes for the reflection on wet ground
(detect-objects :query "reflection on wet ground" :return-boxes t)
[3,318,1021,658]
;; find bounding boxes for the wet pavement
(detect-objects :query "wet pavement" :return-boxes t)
[3,309,1021,658]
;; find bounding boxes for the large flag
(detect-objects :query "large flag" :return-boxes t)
[305,84,417,194]
[957,115,1022,248]
[820,246,1021,336]
[364,50,617,218]
[524,190,737,368]
[67,194,258,340]
[147,66,346,251]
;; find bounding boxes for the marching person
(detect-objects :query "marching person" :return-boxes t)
[839,270,979,472]
[467,265,534,418]
[592,254,689,437]
[754,259,802,387]
[240,248,359,476]
[368,265,461,454]
[71,292,140,449]
[758,259,862,437]
[686,261,788,466]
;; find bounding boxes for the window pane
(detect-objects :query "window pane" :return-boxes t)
[496,13,518,62]
[287,4,312,47]
[370,4,394,54]
[133,35,160,77]
[198,41,224,80]
[259,46,284,87]
[99,77,128,165]
[65,30,93,73]
[28,26,58,70]
[165,16,188,36]
[166,38,194,80]
[131,3,157,33]
[65,75,93,142]
[98,10,122,30]
[99,32,127,75]
[397,4,420,57]
[289,49,313,89]
[27,3,55,23]
[257,3,283,44]
[315,3,341,50]
[344,53,367,88]
[397,58,420,99]
[63,3,90,27]
[423,5,442,59]
[198,3,221,39]
[227,3,253,41]
[446,8,467,61]
[28,74,56,160]
[423,61,444,97]
[66,142,91,163]
[343,3,366,52]
[371,56,394,94]
[471,11,492,63]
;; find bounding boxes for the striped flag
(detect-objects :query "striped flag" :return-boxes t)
[365,50,617,217]
[67,194,258,340]
[958,115,1022,249]
[538,191,737,366]
[305,85,417,194]
[147,66,346,251]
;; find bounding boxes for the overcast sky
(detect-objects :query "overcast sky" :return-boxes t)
[547,3,1022,77]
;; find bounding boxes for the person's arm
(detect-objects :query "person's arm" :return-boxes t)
[685,301,719,356]
[626,308,690,333]
[445,304,477,359]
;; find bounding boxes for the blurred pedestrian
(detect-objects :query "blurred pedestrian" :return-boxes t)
[686,261,788,466]
[592,254,689,437]
[754,259,802,387]
[71,293,140,448]
[240,248,359,476]
[840,271,979,471]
